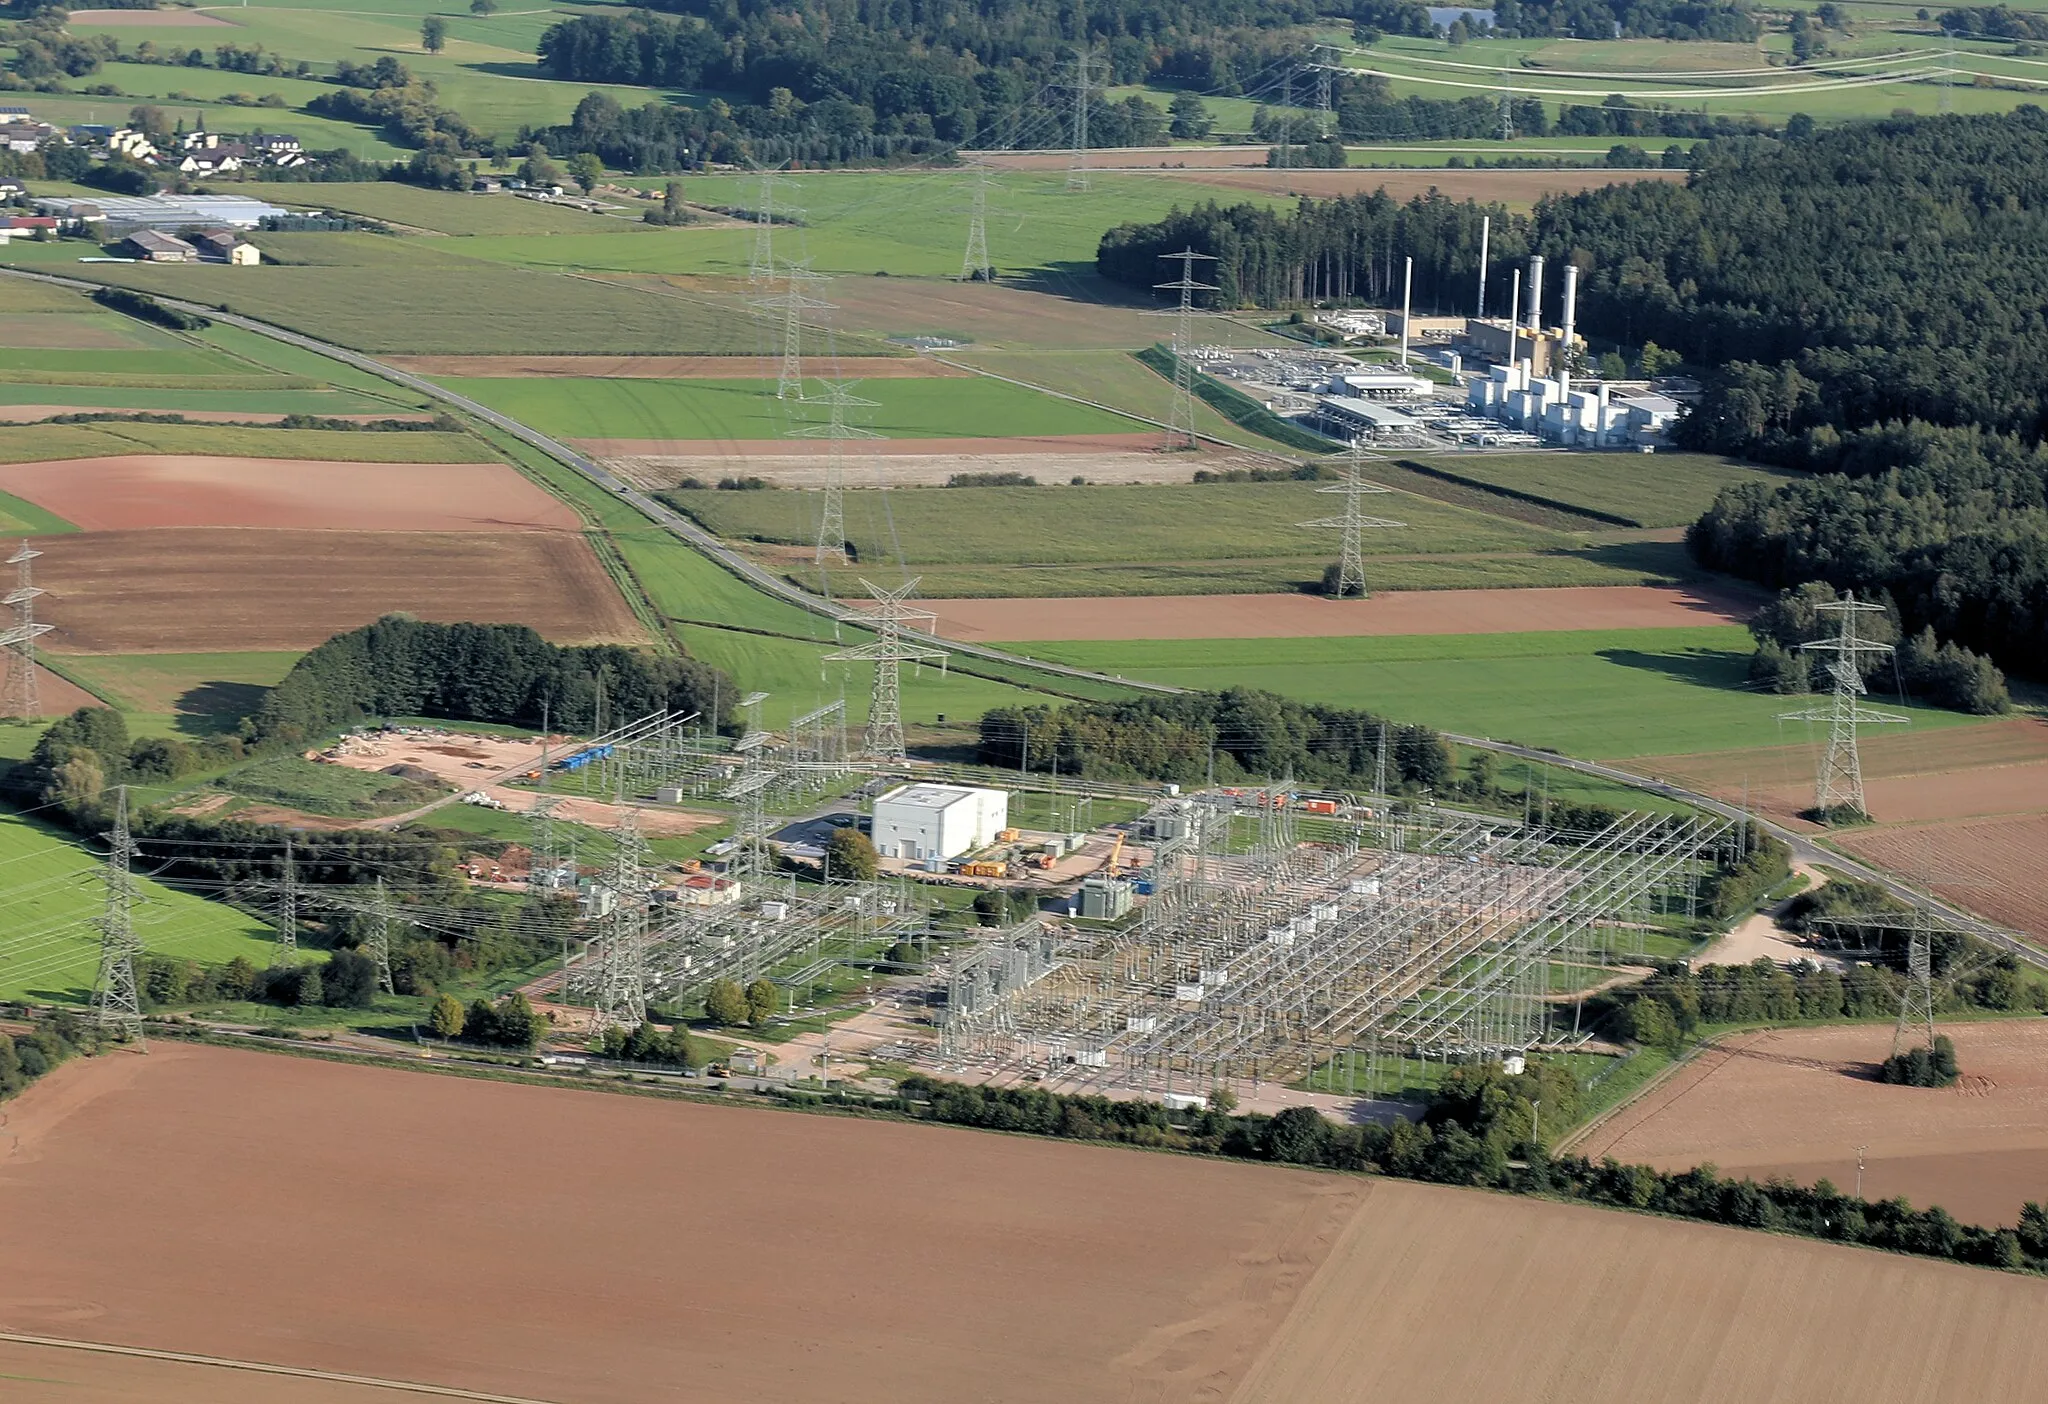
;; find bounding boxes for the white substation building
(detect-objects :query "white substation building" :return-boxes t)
[871,783,1009,863]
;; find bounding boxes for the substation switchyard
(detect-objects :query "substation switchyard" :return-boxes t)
[935,795,1737,1099]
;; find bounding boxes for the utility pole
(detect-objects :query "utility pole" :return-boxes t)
[275,834,298,955]
[790,378,881,566]
[825,578,948,761]
[1154,248,1218,452]
[960,166,993,282]
[1,540,52,722]
[91,785,143,1042]
[1776,591,1908,821]
[1298,445,1406,599]
[367,876,395,995]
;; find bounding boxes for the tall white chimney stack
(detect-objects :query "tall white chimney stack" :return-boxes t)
[1526,253,1545,333]
[1398,255,1413,368]
[1559,262,1579,400]
[1507,268,1521,373]
[1476,215,1490,320]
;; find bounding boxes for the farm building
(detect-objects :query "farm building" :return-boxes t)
[189,228,261,264]
[121,229,198,263]
[872,784,1008,863]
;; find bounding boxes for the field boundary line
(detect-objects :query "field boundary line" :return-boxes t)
[0,1332,566,1403]
[1392,457,1642,528]
[1553,1041,1711,1157]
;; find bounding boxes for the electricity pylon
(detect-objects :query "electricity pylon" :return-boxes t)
[1314,48,1334,137]
[1896,913,1938,1059]
[1298,446,1406,599]
[91,784,144,1042]
[826,578,947,761]
[1154,248,1218,451]
[790,378,881,565]
[746,163,794,285]
[591,806,649,1033]
[275,834,298,955]
[2,540,53,722]
[1064,46,1101,190]
[366,877,395,995]
[1777,591,1908,821]
[750,262,833,402]
[960,167,993,282]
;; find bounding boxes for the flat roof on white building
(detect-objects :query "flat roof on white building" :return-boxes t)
[877,783,987,811]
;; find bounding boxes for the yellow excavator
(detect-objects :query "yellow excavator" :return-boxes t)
[1106,831,1126,877]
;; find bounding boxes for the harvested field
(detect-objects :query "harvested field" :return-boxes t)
[0,1337,442,1404]
[385,355,959,379]
[65,5,231,20]
[580,432,1161,459]
[0,407,434,425]
[1639,718,2048,827]
[0,314,138,349]
[1837,815,2048,940]
[1229,1172,2048,1404]
[817,275,1224,350]
[927,584,1758,642]
[23,663,104,716]
[0,456,580,533]
[609,446,1225,490]
[1573,1020,2048,1228]
[33,529,643,652]
[0,1043,1366,1404]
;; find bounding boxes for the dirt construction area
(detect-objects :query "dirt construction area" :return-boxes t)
[1574,1020,2048,1228]
[0,456,581,533]
[32,529,645,652]
[925,584,1755,642]
[9,1044,2048,1404]
[0,1043,1366,1404]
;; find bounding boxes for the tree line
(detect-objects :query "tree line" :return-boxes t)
[977,688,1454,791]
[1353,0,1758,40]
[251,616,735,746]
[1744,581,2008,714]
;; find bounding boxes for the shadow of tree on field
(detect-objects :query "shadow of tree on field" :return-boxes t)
[1596,647,1753,695]
[175,682,270,738]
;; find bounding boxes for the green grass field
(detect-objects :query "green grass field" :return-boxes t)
[0,809,280,1003]
[213,754,445,817]
[1014,627,1990,760]
[55,653,300,734]
[1396,452,1805,529]
[951,348,1275,448]
[0,488,76,535]
[0,345,254,378]
[232,181,649,237]
[0,420,496,464]
[437,374,1142,442]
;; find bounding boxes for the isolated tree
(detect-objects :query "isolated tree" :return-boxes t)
[293,963,323,1009]
[1206,1085,1238,1114]
[127,104,172,144]
[662,179,686,223]
[469,0,496,14]
[568,150,602,194]
[744,977,779,1025]
[1168,92,1213,141]
[322,950,379,1008]
[420,15,447,52]
[491,992,545,1048]
[704,977,749,1026]
[428,992,465,1037]
[825,826,879,881]
[518,142,563,188]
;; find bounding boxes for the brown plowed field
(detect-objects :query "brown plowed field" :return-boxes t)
[0,1043,1366,1404]
[1837,815,2048,940]
[1574,1020,2048,1228]
[1229,1173,2048,1404]
[32,529,643,652]
[925,584,1756,642]
[1638,717,2048,827]
[28,664,105,716]
[385,355,961,378]
[576,432,1160,458]
[0,407,435,425]
[0,456,579,533]
[0,1338,440,1403]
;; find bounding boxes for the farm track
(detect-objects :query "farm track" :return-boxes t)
[8,267,2032,968]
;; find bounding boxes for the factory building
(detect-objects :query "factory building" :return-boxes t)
[872,784,1009,863]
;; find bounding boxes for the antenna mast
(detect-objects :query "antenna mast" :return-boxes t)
[1298,445,1406,599]
[826,578,947,761]
[1154,248,1218,452]
[1776,591,1908,821]
[92,784,144,1042]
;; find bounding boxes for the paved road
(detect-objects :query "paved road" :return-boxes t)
[7,266,2028,956]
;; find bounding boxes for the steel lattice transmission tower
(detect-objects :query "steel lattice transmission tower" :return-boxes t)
[1314,48,1334,137]
[791,378,881,566]
[1065,45,1100,190]
[961,167,993,282]
[1154,249,1218,451]
[750,262,833,402]
[1895,913,1938,1059]
[1777,591,1908,821]
[91,785,144,1042]
[591,808,650,1033]
[826,578,947,761]
[274,834,298,955]
[1298,447,1406,599]
[2,540,53,722]
[366,877,396,995]
[746,164,794,285]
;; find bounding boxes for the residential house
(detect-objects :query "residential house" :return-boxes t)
[178,144,246,176]
[105,128,158,162]
[0,215,57,244]
[0,121,54,155]
[189,227,260,264]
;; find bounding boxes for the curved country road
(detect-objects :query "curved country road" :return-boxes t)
[4,267,2033,963]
